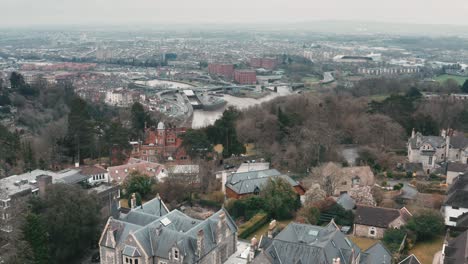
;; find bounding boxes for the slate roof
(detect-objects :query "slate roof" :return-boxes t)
[363,242,392,264]
[355,206,410,228]
[226,169,300,195]
[445,174,468,208]
[336,193,356,211]
[409,133,445,150]
[78,165,107,176]
[256,221,362,264]
[447,163,468,173]
[100,196,237,263]
[398,254,422,264]
[443,230,468,264]
[449,135,468,149]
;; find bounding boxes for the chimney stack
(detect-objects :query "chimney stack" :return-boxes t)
[411,128,416,139]
[248,236,258,263]
[333,257,341,264]
[130,193,137,209]
[37,175,52,198]
[268,220,277,238]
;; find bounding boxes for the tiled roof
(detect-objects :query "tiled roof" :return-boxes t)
[364,242,392,264]
[443,231,468,264]
[398,254,422,264]
[78,165,107,176]
[445,174,468,208]
[226,169,300,195]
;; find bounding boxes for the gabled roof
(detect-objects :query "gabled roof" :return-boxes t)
[226,169,300,195]
[399,254,422,264]
[409,134,445,150]
[355,206,409,228]
[364,242,392,264]
[449,135,468,149]
[99,196,237,263]
[447,163,468,173]
[78,165,107,176]
[443,230,468,264]
[257,222,361,264]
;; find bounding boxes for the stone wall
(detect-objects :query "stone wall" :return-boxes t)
[353,224,386,239]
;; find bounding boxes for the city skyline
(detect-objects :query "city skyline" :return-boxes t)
[2,0,468,28]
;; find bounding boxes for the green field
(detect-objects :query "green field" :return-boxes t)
[435,74,468,85]
[302,76,321,83]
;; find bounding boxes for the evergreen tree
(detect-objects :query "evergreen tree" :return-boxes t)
[22,213,50,264]
[462,80,468,93]
[65,97,95,162]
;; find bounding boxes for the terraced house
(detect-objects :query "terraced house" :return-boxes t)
[99,196,238,264]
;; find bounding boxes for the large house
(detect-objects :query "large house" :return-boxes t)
[319,162,375,196]
[99,195,238,264]
[442,173,468,227]
[130,122,189,164]
[408,129,468,173]
[108,158,167,184]
[354,205,412,239]
[224,169,305,199]
[250,220,392,264]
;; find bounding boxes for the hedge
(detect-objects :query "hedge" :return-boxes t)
[238,212,269,239]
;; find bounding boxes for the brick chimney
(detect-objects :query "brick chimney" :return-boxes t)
[248,236,258,263]
[268,220,277,238]
[37,175,52,198]
[217,212,226,243]
[333,257,341,264]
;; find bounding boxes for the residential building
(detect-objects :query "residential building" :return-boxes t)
[166,164,200,185]
[353,205,412,239]
[77,164,110,185]
[250,220,392,264]
[208,63,234,79]
[320,162,376,196]
[441,230,468,264]
[249,58,278,70]
[236,162,270,173]
[0,168,120,233]
[446,163,468,185]
[225,169,305,199]
[408,129,468,173]
[108,158,167,184]
[442,173,468,227]
[234,70,256,85]
[130,122,189,164]
[99,195,238,264]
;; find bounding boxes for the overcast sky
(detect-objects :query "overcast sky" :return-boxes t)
[3,0,468,27]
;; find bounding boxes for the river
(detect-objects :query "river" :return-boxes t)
[192,86,293,128]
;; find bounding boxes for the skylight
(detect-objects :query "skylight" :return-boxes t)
[161,217,172,226]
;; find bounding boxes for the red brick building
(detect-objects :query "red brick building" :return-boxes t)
[234,70,257,84]
[208,63,235,79]
[130,122,189,164]
[249,57,278,70]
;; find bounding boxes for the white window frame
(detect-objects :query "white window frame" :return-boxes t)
[173,248,179,260]
[369,226,377,237]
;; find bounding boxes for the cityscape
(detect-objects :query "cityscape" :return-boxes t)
[1,1,468,264]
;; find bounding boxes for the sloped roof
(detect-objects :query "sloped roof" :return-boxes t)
[447,163,468,173]
[443,231,468,264]
[78,165,107,176]
[336,193,356,211]
[399,254,422,264]
[99,196,237,263]
[364,242,392,264]
[257,222,361,264]
[450,135,468,149]
[445,174,468,208]
[409,134,445,150]
[226,169,300,195]
[355,206,403,228]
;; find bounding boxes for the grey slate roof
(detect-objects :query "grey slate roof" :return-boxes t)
[364,242,392,264]
[409,134,445,150]
[336,193,356,211]
[445,174,468,208]
[226,169,300,195]
[100,196,237,263]
[447,163,468,173]
[355,206,403,228]
[443,231,468,264]
[449,135,468,149]
[256,221,362,264]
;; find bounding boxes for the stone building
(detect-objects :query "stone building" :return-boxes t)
[99,195,238,264]
[353,205,412,239]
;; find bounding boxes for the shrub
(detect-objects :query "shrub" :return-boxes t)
[393,183,404,191]
[383,228,407,253]
[238,213,269,239]
[406,210,445,242]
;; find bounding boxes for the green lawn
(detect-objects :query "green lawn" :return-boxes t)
[409,236,444,264]
[302,76,321,83]
[435,74,468,85]
[246,219,293,240]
